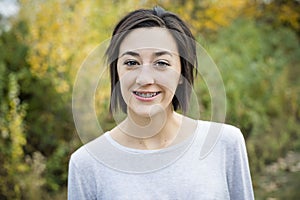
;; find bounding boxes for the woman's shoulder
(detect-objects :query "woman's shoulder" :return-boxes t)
[196,120,245,149]
[198,120,244,139]
[69,134,108,169]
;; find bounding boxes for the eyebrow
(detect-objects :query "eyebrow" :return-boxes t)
[120,50,173,58]
[154,51,173,57]
[120,51,140,58]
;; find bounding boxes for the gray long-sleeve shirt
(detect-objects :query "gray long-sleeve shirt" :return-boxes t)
[68,120,254,200]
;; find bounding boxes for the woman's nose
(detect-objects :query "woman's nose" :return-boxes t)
[135,65,155,85]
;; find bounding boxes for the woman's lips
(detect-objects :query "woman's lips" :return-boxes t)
[132,91,161,101]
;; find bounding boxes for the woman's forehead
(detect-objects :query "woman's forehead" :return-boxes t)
[119,27,179,56]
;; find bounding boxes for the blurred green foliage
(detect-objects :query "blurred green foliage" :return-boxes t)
[0,22,28,199]
[0,0,299,199]
[209,19,300,172]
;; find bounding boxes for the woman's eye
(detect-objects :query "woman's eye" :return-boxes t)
[154,60,170,68]
[124,60,139,66]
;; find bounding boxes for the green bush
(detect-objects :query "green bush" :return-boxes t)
[0,20,76,198]
[207,19,300,172]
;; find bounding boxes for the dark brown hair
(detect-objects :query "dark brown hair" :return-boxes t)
[105,6,197,114]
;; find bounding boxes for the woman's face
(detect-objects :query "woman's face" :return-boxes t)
[117,27,181,117]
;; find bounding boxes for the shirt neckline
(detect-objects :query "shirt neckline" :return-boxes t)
[104,120,201,155]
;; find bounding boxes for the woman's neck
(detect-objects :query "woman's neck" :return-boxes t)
[113,106,183,150]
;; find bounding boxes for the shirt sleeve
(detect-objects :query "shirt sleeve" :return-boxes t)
[68,155,96,200]
[226,129,255,200]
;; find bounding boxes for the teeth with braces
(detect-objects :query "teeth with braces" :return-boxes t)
[134,91,160,98]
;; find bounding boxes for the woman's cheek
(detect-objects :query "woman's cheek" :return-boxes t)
[119,71,137,103]
[154,70,181,93]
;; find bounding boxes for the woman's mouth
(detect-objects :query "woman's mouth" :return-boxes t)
[132,91,161,101]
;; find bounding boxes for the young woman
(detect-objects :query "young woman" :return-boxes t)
[68,6,254,200]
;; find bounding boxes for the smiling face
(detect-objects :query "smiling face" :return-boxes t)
[117,27,181,117]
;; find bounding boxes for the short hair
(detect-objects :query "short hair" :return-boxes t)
[105,6,197,114]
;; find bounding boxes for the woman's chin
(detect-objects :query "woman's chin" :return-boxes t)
[128,104,166,118]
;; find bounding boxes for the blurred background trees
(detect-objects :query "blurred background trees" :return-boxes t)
[0,0,299,199]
